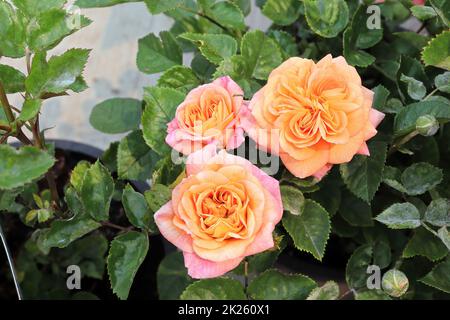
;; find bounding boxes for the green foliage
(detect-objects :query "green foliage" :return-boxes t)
[157,251,193,300]
[0,145,55,190]
[89,98,142,134]
[262,0,301,26]
[180,278,246,300]
[180,33,238,65]
[0,64,26,93]
[307,281,340,300]
[122,184,155,232]
[107,231,149,300]
[304,0,349,38]
[280,185,305,216]
[420,257,450,293]
[375,203,421,229]
[422,30,450,70]
[283,199,330,261]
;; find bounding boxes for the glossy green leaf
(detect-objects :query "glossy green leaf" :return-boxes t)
[382,166,407,193]
[80,161,114,221]
[144,0,185,14]
[157,251,193,300]
[304,0,349,38]
[144,183,172,213]
[437,227,450,250]
[107,231,149,300]
[157,65,200,93]
[122,184,154,231]
[179,33,238,65]
[422,30,450,70]
[117,130,159,181]
[283,199,330,261]
[180,278,246,300]
[75,0,138,8]
[70,160,91,194]
[400,74,426,101]
[375,203,421,229]
[0,64,25,93]
[280,185,305,216]
[18,99,42,122]
[401,162,443,196]
[307,281,340,300]
[340,141,387,203]
[248,269,316,300]
[424,199,450,227]
[411,5,437,20]
[25,49,90,97]
[89,98,142,134]
[0,1,26,58]
[0,145,55,190]
[420,258,450,293]
[207,1,245,30]
[435,72,450,93]
[141,86,185,155]
[240,30,282,80]
[430,0,450,26]
[346,244,372,289]
[267,30,299,59]
[262,0,301,26]
[394,100,450,137]
[402,227,448,261]
[12,0,66,15]
[137,31,182,74]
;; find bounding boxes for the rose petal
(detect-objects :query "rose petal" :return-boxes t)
[183,252,243,279]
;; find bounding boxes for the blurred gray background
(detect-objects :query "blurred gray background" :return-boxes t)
[4,0,271,150]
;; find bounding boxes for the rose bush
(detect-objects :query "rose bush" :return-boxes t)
[0,0,449,301]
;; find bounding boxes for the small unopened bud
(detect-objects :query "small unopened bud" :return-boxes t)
[382,269,409,297]
[416,115,439,136]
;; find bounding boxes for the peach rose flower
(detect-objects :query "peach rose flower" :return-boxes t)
[166,76,245,155]
[154,145,283,279]
[242,55,385,179]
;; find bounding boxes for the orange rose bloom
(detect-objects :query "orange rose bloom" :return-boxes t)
[242,55,385,179]
[154,145,282,279]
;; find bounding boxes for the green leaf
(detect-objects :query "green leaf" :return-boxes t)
[346,244,372,289]
[157,251,193,300]
[430,0,450,27]
[340,141,387,203]
[343,4,381,67]
[117,130,159,181]
[207,1,245,30]
[180,278,246,300]
[12,0,66,15]
[425,199,450,227]
[420,258,450,293]
[80,161,114,221]
[373,241,392,269]
[157,65,200,92]
[375,203,421,229]
[122,184,154,232]
[89,98,142,134]
[306,281,340,300]
[280,185,305,216]
[75,0,138,8]
[240,30,282,80]
[372,85,390,113]
[107,231,149,300]
[0,1,26,58]
[411,5,437,20]
[267,30,299,59]
[435,72,450,93]
[26,49,90,97]
[179,33,237,65]
[37,217,100,252]
[382,166,407,193]
[422,30,450,70]
[400,74,426,101]
[70,160,91,194]
[354,290,391,300]
[27,9,91,51]
[283,199,330,261]
[394,100,450,137]
[144,0,185,14]
[437,227,450,250]
[304,0,349,38]
[144,183,172,213]
[0,145,55,190]
[137,31,182,74]
[142,86,185,155]
[248,269,316,300]
[101,142,119,173]
[401,162,443,196]
[262,0,301,26]
[403,227,448,261]
[18,99,42,122]
[339,193,373,227]
[0,64,25,93]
